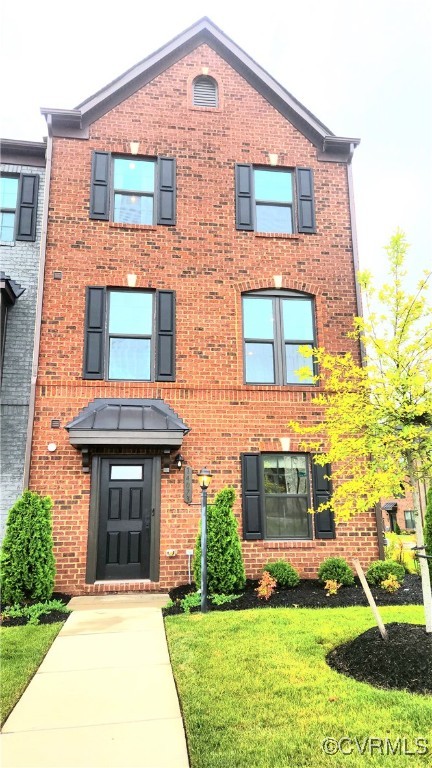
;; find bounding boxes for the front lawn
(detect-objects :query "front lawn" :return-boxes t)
[165,606,432,768]
[1,622,64,725]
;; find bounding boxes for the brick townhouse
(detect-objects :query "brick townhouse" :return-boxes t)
[1,139,46,538]
[30,18,380,594]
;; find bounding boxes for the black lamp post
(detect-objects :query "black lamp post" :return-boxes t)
[198,467,213,613]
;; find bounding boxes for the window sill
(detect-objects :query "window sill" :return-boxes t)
[254,232,301,240]
[263,540,315,548]
[189,106,222,113]
[109,222,158,232]
[0,241,15,247]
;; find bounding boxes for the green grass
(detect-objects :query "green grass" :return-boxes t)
[1,622,64,725]
[165,606,432,768]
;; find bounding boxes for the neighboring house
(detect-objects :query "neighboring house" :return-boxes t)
[382,480,429,533]
[0,139,46,538]
[31,17,379,594]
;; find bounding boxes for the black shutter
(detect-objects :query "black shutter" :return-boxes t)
[16,174,39,241]
[83,287,106,379]
[157,157,176,225]
[241,453,263,539]
[312,460,335,539]
[235,164,254,230]
[156,290,175,381]
[90,152,110,220]
[296,168,316,234]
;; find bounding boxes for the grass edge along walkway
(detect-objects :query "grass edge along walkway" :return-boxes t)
[1,622,64,726]
[165,605,432,768]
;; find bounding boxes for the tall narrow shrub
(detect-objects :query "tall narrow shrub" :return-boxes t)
[193,487,245,594]
[0,491,56,605]
[425,487,432,582]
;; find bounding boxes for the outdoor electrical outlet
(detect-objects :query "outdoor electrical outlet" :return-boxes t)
[166,549,176,557]
[186,549,194,555]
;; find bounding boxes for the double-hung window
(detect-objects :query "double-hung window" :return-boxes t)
[243,290,316,385]
[241,452,335,541]
[0,173,39,242]
[112,158,155,226]
[235,165,315,234]
[254,169,293,233]
[90,152,176,225]
[108,291,153,380]
[83,287,176,382]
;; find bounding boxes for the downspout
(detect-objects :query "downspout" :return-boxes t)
[23,115,53,488]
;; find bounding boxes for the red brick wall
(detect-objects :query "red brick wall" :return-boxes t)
[30,45,379,594]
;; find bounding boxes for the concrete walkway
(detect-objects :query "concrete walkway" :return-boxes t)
[2,594,190,768]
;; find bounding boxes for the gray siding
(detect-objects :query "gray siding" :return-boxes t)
[0,163,45,538]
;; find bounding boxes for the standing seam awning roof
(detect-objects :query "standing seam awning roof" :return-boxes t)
[65,398,189,447]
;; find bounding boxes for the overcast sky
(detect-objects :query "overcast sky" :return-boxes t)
[1,0,431,287]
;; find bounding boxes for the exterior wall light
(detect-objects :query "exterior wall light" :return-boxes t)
[174,453,184,469]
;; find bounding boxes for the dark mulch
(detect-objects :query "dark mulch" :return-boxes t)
[0,593,72,628]
[327,623,432,696]
[164,575,423,615]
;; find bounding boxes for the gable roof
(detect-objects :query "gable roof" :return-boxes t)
[41,17,359,160]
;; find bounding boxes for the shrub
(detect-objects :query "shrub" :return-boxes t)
[317,557,354,586]
[263,559,300,588]
[324,579,341,596]
[425,488,432,583]
[1,599,71,625]
[210,593,242,606]
[366,559,405,586]
[180,592,201,614]
[0,491,56,605]
[193,488,246,595]
[256,571,276,600]
[381,575,401,593]
[394,521,401,535]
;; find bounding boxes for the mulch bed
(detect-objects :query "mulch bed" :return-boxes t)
[165,576,430,696]
[0,593,71,628]
[164,575,423,615]
[327,623,432,695]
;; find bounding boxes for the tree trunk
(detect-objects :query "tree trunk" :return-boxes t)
[407,456,432,633]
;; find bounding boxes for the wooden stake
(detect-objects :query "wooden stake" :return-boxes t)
[353,558,388,641]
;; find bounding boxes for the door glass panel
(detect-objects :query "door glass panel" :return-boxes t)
[113,158,155,193]
[245,342,275,383]
[110,465,143,480]
[109,292,152,335]
[254,170,292,202]
[283,299,314,340]
[285,344,314,384]
[243,297,274,339]
[256,204,292,233]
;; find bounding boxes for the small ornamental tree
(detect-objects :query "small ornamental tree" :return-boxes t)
[425,487,432,583]
[290,232,432,631]
[193,487,246,594]
[0,491,56,605]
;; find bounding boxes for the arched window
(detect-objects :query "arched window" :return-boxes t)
[193,76,218,108]
[242,289,316,384]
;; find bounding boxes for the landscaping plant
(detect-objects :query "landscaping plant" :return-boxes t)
[193,487,246,595]
[317,556,354,586]
[324,579,341,596]
[381,575,401,593]
[385,531,418,574]
[0,491,56,605]
[263,559,300,588]
[366,559,405,586]
[255,571,277,600]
